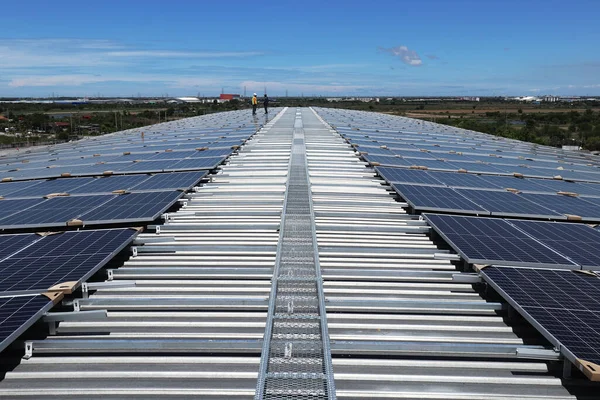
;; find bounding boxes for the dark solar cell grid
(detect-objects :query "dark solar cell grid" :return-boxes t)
[165,157,224,171]
[0,180,43,197]
[376,167,443,186]
[116,160,172,173]
[520,193,600,219]
[0,195,113,228]
[362,154,411,167]
[0,229,137,295]
[68,175,151,194]
[481,266,600,365]
[392,184,487,213]
[424,214,575,266]
[130,171,207,191]
[0,198,47,216]
[456,189,562,217]
[477,175,554,192]
[0,234,39,260]
[5,178,95,198]
[79,191,182,222]
[456,162,510,174]
[146,151,198,160]
[0,295,51,352]
[427,171,494,189]
[509,220,600,269]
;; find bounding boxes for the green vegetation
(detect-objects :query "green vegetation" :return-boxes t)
[2,98,600,151]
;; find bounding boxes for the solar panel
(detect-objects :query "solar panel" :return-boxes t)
[68,175,151,194]
[455,188,563,218]
[362,154,412,167]
[427,171,495,189]
[0,234,39,260]
[129,171,207,191]
[424,213,576,267]
[116,160,171,173]
[508,220,600,269]
[375,167,443,186]
[4,177,95,198]
[520,193,600,220]
[165,157,225,171]
[0,294,56,353]
[147,151,197,160]
[79,191,183,223]
[0,180,43,197]
[0,229,138,296]
[477,175,554,192]
[392,184,488,214]
[0,195,114,229]
[0,198,47,217]
[480,266,600,380]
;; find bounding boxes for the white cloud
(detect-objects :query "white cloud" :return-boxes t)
[379,45,422,66]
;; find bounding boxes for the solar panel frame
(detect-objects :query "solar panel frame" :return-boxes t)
[0,294,55,353]
[78,190,184,224]
[129,171,207,191]
[375,166,444,186]
[0,234,40,261]
[480,266,600,379]
[423,213,577,268]
[392,184,490,215]
[455,188,565,219]
[0,228,138,296]
[68,174,152,194]
[508,219,600,269]
[0,195,115,230]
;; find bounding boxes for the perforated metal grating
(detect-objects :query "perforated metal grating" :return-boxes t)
[256,110,335,399]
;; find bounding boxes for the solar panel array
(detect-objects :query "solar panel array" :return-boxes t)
[0,109,268,353]
[480,266,600,380]
[313,107,600,380]
[423,214,590,268]
[314,107,600,221]
[0,228,138,296]
[0,108,262,182]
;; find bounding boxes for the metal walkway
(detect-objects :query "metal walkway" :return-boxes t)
[255,109,335,399]
[0,107,588,399]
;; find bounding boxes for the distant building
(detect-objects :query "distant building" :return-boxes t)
[219,94,240,101]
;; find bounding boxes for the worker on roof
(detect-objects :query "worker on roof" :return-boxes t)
[251,93,258,115]
[263,94,269,114]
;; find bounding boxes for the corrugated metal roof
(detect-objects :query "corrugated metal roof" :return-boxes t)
[0,107,597,399]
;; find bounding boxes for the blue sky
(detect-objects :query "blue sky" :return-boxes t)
[1,0,599,97]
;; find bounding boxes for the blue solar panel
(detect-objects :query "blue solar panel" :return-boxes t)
[427,171,495,189]
[129,171,207,191]
[401,158,460,171]
[147,151,197,160]
[68,175,151,194]
[4,177,95,198]
[0,234,39,260]
[0,198,47,217]
[477,175,554,192]
[508,220,600,269]
[0,229,138,296]
[392,184,488,214]
[375,167,443,186]
[116,160,171,173]
[0,180,43,197]
[424,213,576,267]
[0,195,114,229]
[520,193,600,220]
[454,162,510,174]
[480,266,600,379]
[455,189,563,218]
[79,191,183,223]
[165,157,225,171]
[362,154,412,167]
[0,294,54,353]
